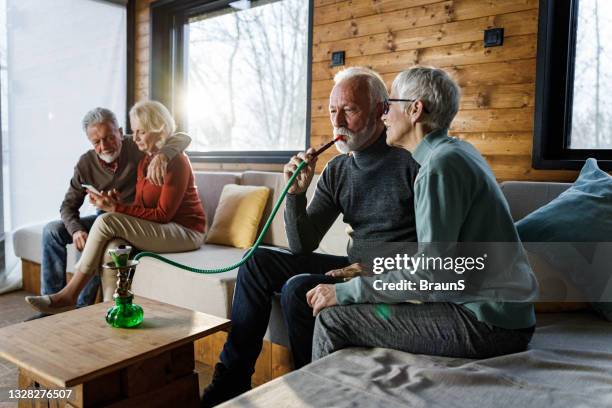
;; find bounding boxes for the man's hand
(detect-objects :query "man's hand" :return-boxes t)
[325,263,364,281]
[306,284,337,316]
[146,153,169,186]
[284,148,317,194]
[72,230,88,251]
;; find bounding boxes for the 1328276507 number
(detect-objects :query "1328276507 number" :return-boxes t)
[9,388,73,400]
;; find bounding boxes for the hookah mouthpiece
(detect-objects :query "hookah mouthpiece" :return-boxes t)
[312,135,346,158]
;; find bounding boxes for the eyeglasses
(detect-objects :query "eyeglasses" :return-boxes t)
[383,99,430,115]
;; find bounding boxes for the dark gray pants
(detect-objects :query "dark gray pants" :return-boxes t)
[312,302,534,361]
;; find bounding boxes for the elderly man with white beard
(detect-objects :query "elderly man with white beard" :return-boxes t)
[201,67,420,407]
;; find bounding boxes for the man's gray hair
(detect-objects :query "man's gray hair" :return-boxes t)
[333,66,388,107]
[82,107,119,133]
[392,67,460,130]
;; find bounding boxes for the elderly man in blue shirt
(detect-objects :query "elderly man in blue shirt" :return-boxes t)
[308,66,538,361]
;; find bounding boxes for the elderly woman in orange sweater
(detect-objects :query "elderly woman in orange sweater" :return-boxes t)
[27,100,206,313]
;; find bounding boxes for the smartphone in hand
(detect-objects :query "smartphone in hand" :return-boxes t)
[81,184,102,195]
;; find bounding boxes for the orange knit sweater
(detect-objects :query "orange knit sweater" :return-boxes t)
[115,153,206,233]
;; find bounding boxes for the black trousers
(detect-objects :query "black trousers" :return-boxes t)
[219,247,349,379]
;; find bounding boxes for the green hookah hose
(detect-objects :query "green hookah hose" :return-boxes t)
[133,138,340,274]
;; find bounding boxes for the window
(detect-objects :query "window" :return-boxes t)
[151,0,313,163]
[1,0,126,287]
[5,0,127,228]
[570,0,612,149]
[534,0,612,169]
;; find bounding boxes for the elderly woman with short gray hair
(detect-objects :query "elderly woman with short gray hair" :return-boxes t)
[27,100,206,313]
[307,66,538,361]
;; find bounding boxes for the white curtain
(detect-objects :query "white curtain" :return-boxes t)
[1,0,126,293]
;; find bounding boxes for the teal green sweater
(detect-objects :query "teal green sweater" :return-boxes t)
[335,129,537,330]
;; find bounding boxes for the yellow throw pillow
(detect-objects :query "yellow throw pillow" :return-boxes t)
[205,184,271,249]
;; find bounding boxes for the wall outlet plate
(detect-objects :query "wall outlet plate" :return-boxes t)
[484,28,504,48]
[331,51,345,67]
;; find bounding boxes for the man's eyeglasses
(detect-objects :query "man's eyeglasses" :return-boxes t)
[383,99,430,115]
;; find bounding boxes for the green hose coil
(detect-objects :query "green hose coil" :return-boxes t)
[133,160,308,274]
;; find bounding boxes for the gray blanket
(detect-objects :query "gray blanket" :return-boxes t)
[221,312,612,408]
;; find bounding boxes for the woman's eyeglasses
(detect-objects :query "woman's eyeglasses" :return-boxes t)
[383,99,430,115]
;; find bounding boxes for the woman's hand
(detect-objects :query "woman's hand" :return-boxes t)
[306,284,337,316]
[88,189,118,212]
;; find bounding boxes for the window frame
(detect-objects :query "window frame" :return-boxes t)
[150,0,313,163]
[0,29,4,270]
[534,0,612,170]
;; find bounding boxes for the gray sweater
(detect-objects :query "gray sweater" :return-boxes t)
[284,133,419,263]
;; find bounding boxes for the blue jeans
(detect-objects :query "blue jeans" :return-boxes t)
[41,215,100,307]
[219,247,349,381]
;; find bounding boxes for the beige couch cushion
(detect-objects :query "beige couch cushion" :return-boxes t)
[317,216,349,257]
[13,223,47,264]
[194,172,241,230]
[131,244,244,319]
[13,222,79,273]
[240,171,295,248]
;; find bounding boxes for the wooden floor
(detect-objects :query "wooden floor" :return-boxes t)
[0,291,31,408]
[0,290,215,408]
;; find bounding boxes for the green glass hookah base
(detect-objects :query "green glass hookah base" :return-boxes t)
[106,296,144,328]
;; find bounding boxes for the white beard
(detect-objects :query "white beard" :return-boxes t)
[333,139,351,154]
[333,114,378,154]
[98,149,120,163]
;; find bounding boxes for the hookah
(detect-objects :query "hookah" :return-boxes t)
[104,246,143,328]
[106,136,345,328]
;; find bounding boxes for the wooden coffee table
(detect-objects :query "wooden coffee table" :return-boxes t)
[0,296,230,407]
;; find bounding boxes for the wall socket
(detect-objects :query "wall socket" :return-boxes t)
[331,51,345,67]
[484,28,504,47]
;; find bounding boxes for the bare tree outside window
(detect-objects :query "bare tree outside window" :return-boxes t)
[571,0,612,149]
[186,0,308,152]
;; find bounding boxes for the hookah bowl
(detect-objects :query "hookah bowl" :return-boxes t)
[103,260,144,328]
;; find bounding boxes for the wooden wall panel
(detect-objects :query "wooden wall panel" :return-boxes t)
[134,0,154,102]
[133,0,578,181]
[312,9,538,62]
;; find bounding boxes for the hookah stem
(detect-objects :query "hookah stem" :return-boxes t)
[134,137,342,274]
